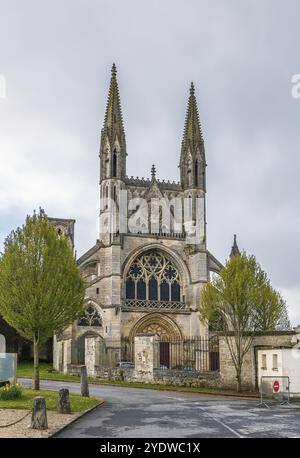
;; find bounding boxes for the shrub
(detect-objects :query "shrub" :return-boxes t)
[0,382,22,400]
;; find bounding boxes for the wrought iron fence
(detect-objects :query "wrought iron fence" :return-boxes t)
[71,337,134,367]
[120,335,219,372]
[155,336,219,372]
[70,335,219,373]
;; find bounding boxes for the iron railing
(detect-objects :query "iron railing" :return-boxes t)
[154,336,219,372]
[70,336,219,372]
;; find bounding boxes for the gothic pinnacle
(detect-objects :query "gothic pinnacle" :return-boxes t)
[190,81,195,96]
[151,164,156,179]
[100,64,127,181]
[180,81,204,158]
[102,63,125,141]
[230,234,241,258]
[111,62,117,77]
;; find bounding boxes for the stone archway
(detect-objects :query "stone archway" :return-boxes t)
[129,313,182,341]
[129,313,182,369]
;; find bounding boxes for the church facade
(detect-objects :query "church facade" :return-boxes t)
[53,65,222,372]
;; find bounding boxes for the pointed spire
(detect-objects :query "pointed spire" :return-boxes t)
[102,63,126,151]
[180,82,206,190]
[100,64,127,181]
[230,234,241,258]
[151,164,156,179]
[181,82,204,158]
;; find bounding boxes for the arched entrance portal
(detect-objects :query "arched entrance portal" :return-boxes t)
[129,313,182,369]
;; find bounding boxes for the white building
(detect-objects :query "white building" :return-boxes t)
[258,340,300,397]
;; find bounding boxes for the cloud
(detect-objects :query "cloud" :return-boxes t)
[277,287,300,327]
[0,0,299,323]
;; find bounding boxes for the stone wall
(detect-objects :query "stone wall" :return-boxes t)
[67,364,134,380]
[153,369,221,388]
[67,364,221,388]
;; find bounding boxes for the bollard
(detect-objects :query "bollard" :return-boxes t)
[80,365,89,397]
[57,388,71,414]
[31,396,48,429]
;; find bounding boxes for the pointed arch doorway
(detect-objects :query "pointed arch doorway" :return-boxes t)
[129,313,182,369]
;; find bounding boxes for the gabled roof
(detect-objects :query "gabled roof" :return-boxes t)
[77,241,101,266]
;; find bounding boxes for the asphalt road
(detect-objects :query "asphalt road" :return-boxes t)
[21,378,300,438]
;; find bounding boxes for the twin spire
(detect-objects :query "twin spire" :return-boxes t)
[101,64,205,187]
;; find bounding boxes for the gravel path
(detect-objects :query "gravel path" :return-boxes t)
[0,408,77,438]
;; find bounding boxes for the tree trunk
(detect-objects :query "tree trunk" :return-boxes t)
[236,367,242,392]
[33,337,40,391]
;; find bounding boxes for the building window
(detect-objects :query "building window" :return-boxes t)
[272,354,278,371]
[195,160,199,187]
[261,354,267,370]
[78,305,102,327]
[125,251,181,302]
[96,287,100,295]
[112,151,117,177]
[170,204,174,233]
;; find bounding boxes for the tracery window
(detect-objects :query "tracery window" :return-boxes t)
[78,305,102,327]
[126,251,181,302]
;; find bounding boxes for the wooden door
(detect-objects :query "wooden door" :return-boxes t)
[160,342,170,368]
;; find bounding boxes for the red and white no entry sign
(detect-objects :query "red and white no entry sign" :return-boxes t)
[273,380,280,393]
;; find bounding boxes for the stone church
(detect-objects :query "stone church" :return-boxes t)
[53,64,222,372]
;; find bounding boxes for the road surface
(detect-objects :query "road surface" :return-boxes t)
[21,378,300,438]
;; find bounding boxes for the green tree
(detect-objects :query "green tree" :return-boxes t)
[200,253,290,391]
[253,289,290,331]
[0,209,86,390]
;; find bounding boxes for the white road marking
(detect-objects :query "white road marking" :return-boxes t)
[165,395,243,438]
[196,405,244,438]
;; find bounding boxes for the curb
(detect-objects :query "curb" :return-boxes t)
[49,399,105,438]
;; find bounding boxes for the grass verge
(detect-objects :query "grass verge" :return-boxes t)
[17,362,259,398]
[0,386,100,412]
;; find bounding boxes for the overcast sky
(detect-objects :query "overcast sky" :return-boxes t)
[0,0,299,324]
